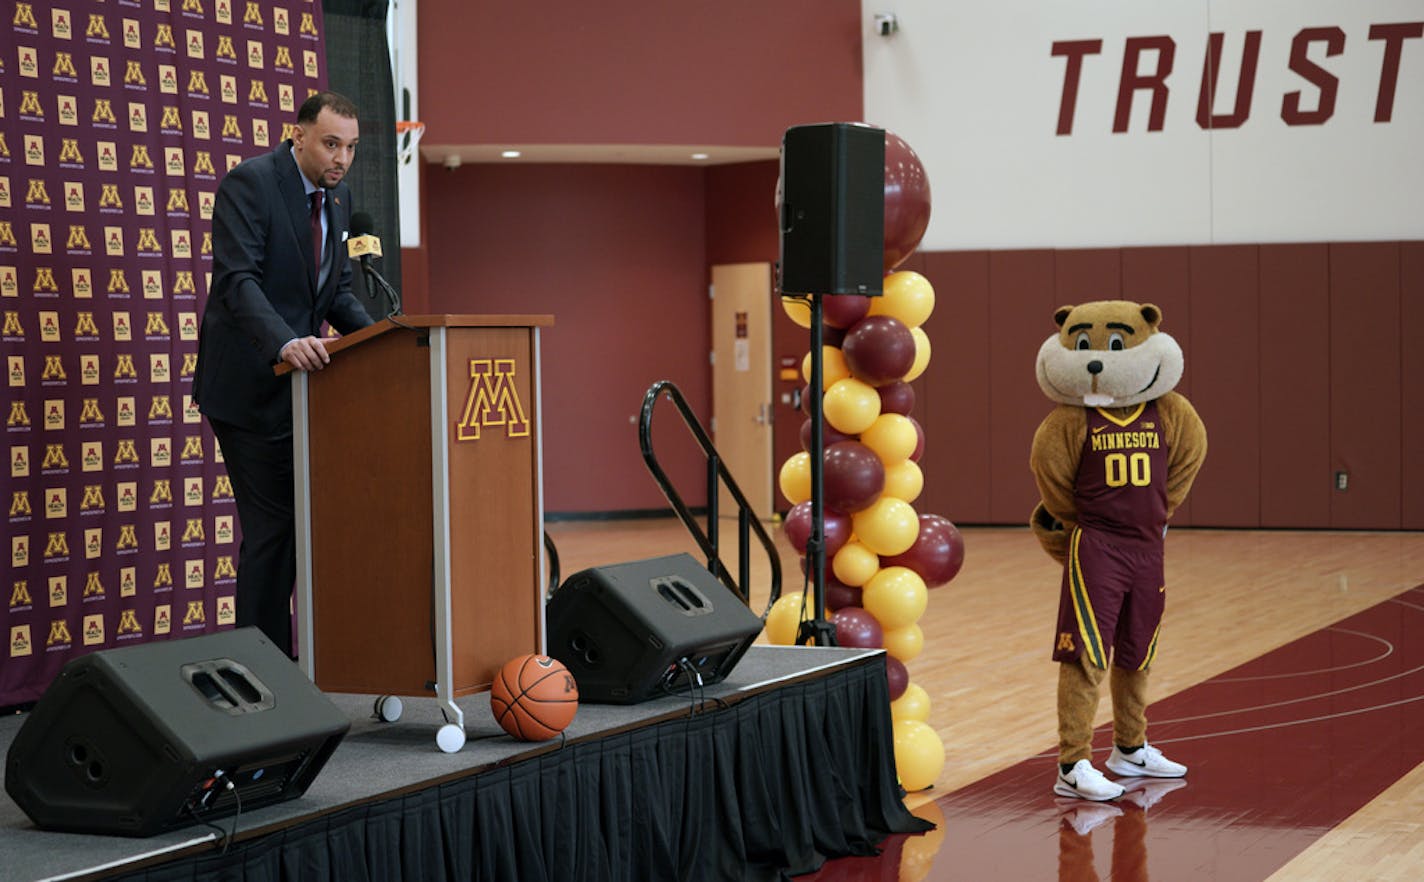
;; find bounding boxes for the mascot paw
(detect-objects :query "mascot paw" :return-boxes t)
[1031,502,1069,565]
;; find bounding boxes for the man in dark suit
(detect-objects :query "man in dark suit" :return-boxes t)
[194,91,374,657]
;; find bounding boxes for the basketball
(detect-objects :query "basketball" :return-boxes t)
[489,654,579,741]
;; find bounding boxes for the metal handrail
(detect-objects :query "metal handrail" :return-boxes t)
[638,380,781,618]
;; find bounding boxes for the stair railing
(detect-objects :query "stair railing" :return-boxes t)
[638,380,781,617]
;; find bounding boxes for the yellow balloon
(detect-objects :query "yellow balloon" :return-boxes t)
[764,592,814,645]
[778,452,811,505]
[904,327,931,382]
[882,459,924,503]
[870,271,935,328]
[832,540,880,587]
[801,346,850,390]
[822,377,881,435]
[863,565,929,628]
[883,623,925,662]
[890,681,931,722]
[860,413,919,465]
[892,719,945,792]
[781,296,811,329]
[852,497,919,556]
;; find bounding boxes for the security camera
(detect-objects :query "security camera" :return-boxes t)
[874,13,898,37]
[443,154,462,171]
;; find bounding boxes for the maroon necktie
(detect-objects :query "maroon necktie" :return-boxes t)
[309,190,324,278]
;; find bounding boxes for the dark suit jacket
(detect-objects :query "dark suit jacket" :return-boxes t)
[194,140,373,434]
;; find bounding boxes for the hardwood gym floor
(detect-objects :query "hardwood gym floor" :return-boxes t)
[546,518,1424,880]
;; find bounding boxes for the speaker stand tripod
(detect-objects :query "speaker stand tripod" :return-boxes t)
[796,293,838,648]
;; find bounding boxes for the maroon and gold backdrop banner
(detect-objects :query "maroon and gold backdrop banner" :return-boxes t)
[2,0,327,707]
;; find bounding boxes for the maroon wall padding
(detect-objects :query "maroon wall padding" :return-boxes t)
[1259,244,1332,528]
[1054,248,1122,302]
[917,251,992,525]
[1403,242,1424,530]
[425,163,711,513]
[1187,246,1262,527]
[416,0,863,149]
[1121,246,1194,524]
[988,251,1058,524]
[1330,243,1403,529]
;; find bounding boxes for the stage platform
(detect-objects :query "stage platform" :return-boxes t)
[1,645,927,881]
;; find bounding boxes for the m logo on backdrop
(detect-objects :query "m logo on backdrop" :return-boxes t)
[455,358,529,440]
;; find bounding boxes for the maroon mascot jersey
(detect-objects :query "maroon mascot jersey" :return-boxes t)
[1074,401,1169,546]
[1052,401,1169,669]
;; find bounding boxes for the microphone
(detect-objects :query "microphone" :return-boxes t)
[346,212,401,316]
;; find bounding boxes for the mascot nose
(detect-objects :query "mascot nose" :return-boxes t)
[1087,360,1103,375]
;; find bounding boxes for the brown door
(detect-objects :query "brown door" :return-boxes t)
[711,263,774,517]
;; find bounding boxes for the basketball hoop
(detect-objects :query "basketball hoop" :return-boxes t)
[395,120,425,165]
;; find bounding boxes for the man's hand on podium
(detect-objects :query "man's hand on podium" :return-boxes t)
[279,336,333,372]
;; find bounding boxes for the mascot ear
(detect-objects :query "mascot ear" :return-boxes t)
[1140,303,1163,330]
[1054,305,1075,328]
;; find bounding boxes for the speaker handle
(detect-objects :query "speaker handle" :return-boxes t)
[182,659,276,715]
[654,576,713,617]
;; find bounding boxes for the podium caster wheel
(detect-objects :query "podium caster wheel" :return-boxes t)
[374,695,403,723]
[436,723,466,753]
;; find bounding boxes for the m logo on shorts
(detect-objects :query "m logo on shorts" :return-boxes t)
[1056,632,1076,652]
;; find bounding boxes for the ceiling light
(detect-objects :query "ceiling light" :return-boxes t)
[691,152,709,160]
[501,150,521,158]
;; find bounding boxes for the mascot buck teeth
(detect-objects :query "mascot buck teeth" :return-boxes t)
[1029,300,1207,802]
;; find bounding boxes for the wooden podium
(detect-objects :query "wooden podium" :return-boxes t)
[281,314,552,751]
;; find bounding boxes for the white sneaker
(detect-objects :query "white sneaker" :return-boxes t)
[1054,759,1126,801]
[1105,742,1187,778]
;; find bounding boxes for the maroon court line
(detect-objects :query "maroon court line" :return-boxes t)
[802,584,1424,882]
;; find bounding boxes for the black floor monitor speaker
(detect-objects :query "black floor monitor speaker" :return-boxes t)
[546,553,764,704]
[779,122,886,296]
[4,628,350,837]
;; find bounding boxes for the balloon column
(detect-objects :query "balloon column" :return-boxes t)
[770,131,963,793]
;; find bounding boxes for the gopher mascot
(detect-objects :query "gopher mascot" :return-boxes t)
[1029,301,1207,801]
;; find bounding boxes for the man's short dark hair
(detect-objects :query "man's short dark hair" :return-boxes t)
[297,91,359,124]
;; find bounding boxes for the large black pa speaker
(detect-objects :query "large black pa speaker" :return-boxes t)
[546,553,763,704]
[779,122,886,296]
[4,628,349,836]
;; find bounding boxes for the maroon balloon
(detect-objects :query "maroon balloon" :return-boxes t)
[799,418,853,454]
[783,503,852,558]
[823,576,862,611]
[823,293,872,330]
[783,503,813,553]
[883,132,932,273]
[822,441,885,513]
[908,416,925,462]
[832,607,884,649]
[842,315,916,386]
[823,514,852,559]
[881,514,965,588]
[878,381,915,416]
[800,383,815,416]
[885,655,909,701]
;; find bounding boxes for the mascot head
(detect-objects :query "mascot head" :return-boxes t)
[1035,300,1183,408]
